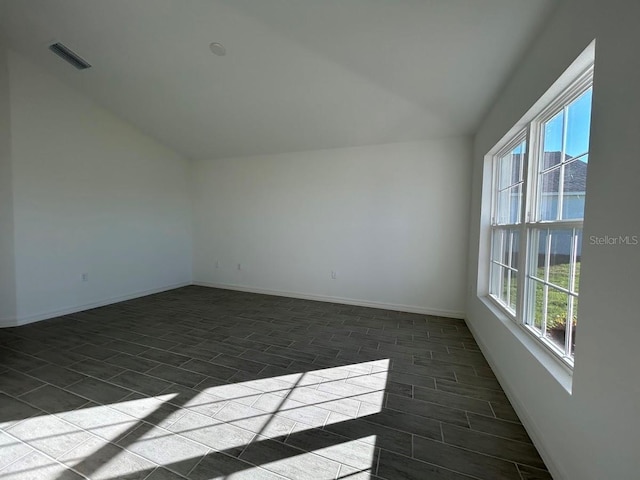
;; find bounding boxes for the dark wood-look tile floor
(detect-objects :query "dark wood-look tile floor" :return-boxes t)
[0,286,551,480]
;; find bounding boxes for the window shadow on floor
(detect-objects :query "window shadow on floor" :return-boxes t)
[0,286,549,480]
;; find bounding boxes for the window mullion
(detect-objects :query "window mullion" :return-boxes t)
[541,231,552,336]
[506,231,513,308]
[525,277,573,295]
[565,228,579,356]
[527,219,584,229]
[565,295,574,358]
[556,106,569,220]
[569,227,579,294]
[517,126,533,325]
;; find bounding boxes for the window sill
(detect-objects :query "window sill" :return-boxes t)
[480,296,573,394]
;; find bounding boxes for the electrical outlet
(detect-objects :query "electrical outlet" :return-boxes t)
[331,270,337,279]
[81,273,89,282]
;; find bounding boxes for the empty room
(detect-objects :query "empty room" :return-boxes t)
[0,1,638,479]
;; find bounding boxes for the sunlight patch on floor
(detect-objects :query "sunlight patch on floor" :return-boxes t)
[236,437,378,480]
[1,359,390,479]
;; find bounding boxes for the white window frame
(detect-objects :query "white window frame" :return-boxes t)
[487,65,594,369]
[489,131,527,316]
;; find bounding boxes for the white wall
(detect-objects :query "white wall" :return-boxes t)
[467,0,640,479]
[6,50,193,325]
[0,43,17,323]
[193,139,471,317]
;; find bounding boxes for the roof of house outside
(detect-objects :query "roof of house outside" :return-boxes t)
[541,152,588,193]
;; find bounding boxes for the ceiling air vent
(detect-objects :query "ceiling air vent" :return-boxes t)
[48,42,91,70]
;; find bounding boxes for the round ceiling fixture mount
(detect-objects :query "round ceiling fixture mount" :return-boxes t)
[209,42,226,56]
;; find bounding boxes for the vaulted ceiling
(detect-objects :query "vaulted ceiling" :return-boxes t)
[0,0,556,159]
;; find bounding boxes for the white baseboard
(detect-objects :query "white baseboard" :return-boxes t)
[5,282,191,328]
[194,281,465,318]
[464,317,566,480]
[0,315,17,328]
[2,281,465,327]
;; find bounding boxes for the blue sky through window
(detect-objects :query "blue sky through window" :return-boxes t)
[543,88,593,160]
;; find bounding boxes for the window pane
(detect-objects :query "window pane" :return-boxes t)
[490,228,504,301]
[496,230,517,275]
[538,89,592,222]
[497,184,522,224]
[511,141,525,184]
[531,228,580,291]
[530,229,548,282]
[500,267,509,305]
[547,229,573,290]
[490,228,519,313]
[507,229,520,268]
[497,155,512,190]
[565,88,592,161]
[544,287,569,353]
[542,112,564,170]
[561,159,587,220]
[498,265,517,312]
[538,168,560,221]
[509,273,518,312]
[573,232,582,294]
[490,262,503,299]
[491,229,505,263]
[530,279,545,333]
[498,141,525,189]
[528,227,582,358]
[529,228,582,293]
[570,295,578,356]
